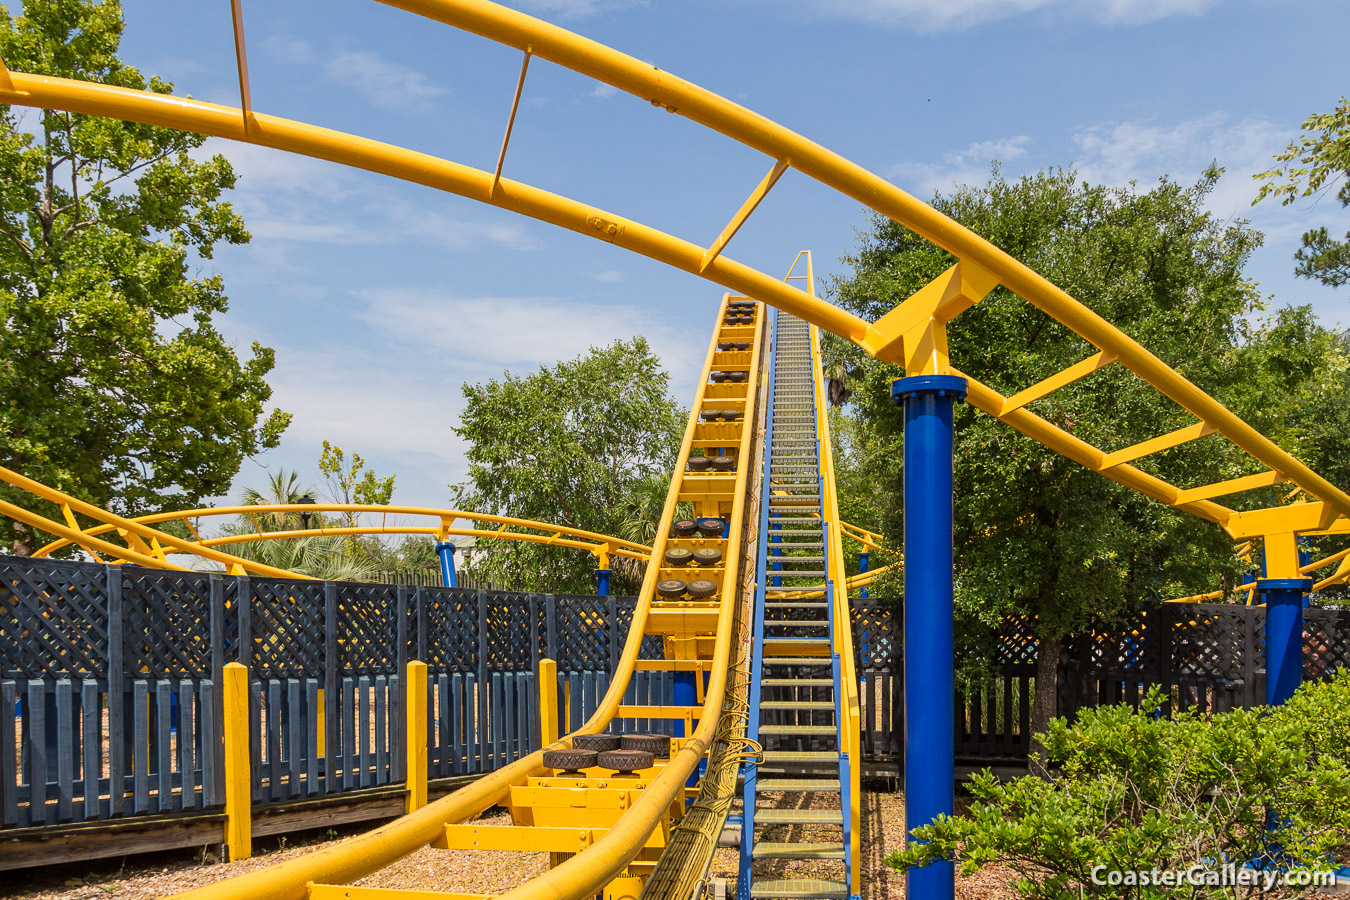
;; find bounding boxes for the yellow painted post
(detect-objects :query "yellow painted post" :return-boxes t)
[540,658,558,746]
[405,660,428,814]
[222,661,251,861]
[316,689,325,756]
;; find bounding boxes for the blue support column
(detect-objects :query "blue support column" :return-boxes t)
[435,541,458,589]
[859,551,871,600]
[1260,578,1310,707]
[595,568,612,597]
[892,374,966,900]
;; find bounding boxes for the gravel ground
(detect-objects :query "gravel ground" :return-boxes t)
[4,790,1346,900]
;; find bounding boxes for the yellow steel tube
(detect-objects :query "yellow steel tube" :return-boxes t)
[34,503,651,559]
[223,662,252,861]
[379,0,1350,523]
[0,72,866,347]
[405,661,428,814]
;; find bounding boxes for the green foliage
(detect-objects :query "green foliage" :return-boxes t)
[0,0,289,554]
[1255,97,1350,288]
[319,440,396,526]
[451,338,684,593]
[889,671,1350,899]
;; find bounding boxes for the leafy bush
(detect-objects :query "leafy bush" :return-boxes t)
[888,669,1350,898]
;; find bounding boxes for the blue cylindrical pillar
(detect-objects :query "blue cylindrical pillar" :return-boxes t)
[859,551,871,600]
[595,568,612,597]
[435,541,458,589]
[893,373,965,900]
[1261,578,1310,706]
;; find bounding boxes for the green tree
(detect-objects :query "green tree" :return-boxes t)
[452,338,684,593]
[831,167,1345,760]
[1256,97,1350,289]
[891,672,1350,899]
[0,0,289,556]
[319,440,396,527]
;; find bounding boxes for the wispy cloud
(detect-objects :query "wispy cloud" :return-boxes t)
[322,51,450,113]
[505,0,648,19]
[778,0,1220,31]
[889,135,1032,198]
[592,269,624,283]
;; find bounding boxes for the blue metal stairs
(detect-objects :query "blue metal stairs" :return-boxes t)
[737,310,853,900]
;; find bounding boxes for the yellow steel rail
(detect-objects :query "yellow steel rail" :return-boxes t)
[31,502,651,570]
[165,295,765,900]
[1,0,1346,546]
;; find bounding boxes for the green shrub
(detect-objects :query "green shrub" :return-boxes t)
[888,669,1350,898]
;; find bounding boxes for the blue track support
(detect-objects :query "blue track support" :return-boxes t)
[1261,578,1311,706]
[859,551,870,600]
[436,541,458,588]
[595,568,612,597]
[892,373,966,900]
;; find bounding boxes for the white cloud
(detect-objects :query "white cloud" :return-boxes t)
[354,287,709,397]
[778,0,1220,30]
[889,135,1031,197]
[322,51,450,113]
[591,83,620,100]
[592,269,624,283]
[504,0,647,19]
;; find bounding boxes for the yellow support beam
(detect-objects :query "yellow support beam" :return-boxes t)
[998,351,1116,416]
[405,660,428,814]
[1100,421,1216,470]
[539,658,558,747]
[700,158,789,272]
[442,825,594,852]
[308,888,491,900]
[223,662,251,862]
[1173,470,1287,508]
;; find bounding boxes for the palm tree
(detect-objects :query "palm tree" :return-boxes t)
[218,468,376,582]
[609,471,689,585]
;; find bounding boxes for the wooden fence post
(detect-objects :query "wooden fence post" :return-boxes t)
[222,661,251,861]
[405,660,427,813]
[539,658,558,747]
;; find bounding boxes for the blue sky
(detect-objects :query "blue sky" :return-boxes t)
[103,0,1350,511]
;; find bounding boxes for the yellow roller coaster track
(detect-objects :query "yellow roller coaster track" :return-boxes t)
[0,1,1345,898]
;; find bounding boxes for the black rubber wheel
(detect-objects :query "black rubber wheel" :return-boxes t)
[543,748,598,771]
[687,456,711,472]
[687,579,718,599]
[672,520,697,537]
[692,548,723,566]
[709,371,729,383]
[664,547,694,566]
[720,409,742,421]
[729,299,755,309]
[621,734,672,757]
[573,734,621,752]
[733,342,750,350]
[696,517,726,537]
[727,372,748,383]
[717,342,736,351]
[598,749,654,772]
[709,457,735,473]
[700,409,721,421]
[657,579,688,599]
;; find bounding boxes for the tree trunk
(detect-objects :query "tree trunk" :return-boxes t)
[10,521,35,557]
[1029,632,1064,778]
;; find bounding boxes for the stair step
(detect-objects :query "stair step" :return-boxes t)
[756,777,841,792]
[761,678,833,686]
[752,842,845,860]
[754,808,843,825]
[763,555,825,563]
[761,701,835,710]
[764,604,827,611]
[749,878,848,899]
[762,657,831,666]
[761,750,837,763]
[758,724,836,736]
[764,636,830,644]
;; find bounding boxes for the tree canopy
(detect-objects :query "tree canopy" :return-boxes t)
[0,0,289,555]
[829,166,1350,746]
[451,338,685,593]
[1256,97,1350,290]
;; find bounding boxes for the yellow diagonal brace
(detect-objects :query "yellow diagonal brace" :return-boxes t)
[1173,470,1287,507]
[700,158,789,272]
[998,351,1116,416]
[1100,421,1217,470]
